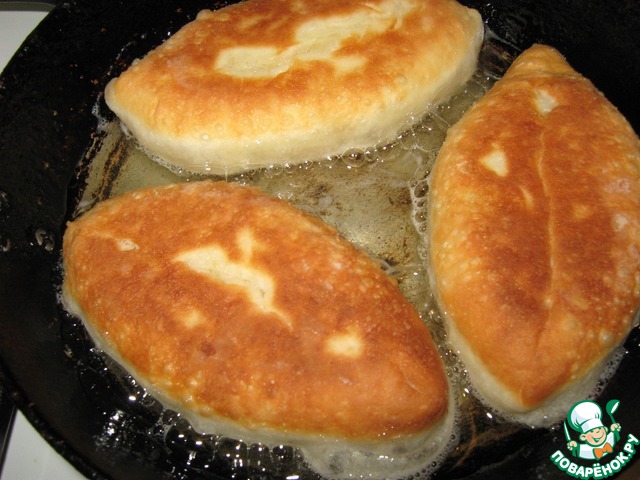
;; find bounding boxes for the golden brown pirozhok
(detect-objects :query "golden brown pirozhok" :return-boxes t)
[105,0,483,174]
[428,45,640,413]
[63,181,449,443]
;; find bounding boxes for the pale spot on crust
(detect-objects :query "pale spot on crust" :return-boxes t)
[93,231,138,251]
[116,238,140,251]
[326,331,364,358]
[613,214,629,231]
[479,149,508,177]
[534,89,558,115]
[519,186,535,210]
[182,309,207,329]
[236,227,263,261]
[215,0,416,79]
[599,330,613,346]
[174,232,292,329]
[330,55,368,75]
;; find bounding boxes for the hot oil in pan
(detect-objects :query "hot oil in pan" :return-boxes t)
[75,31,513,479]
[65,31,625,479]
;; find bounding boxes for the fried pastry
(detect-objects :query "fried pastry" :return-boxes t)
[62,181,451,475]
[104,0,483,174]
[428,45,640,414]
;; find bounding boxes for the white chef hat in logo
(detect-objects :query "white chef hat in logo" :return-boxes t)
[568,400,604,434]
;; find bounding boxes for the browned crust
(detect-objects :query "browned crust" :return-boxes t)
[108,0,477,135]
[428,44,640,411]
[63,181,448,440]
[104,0,483,173]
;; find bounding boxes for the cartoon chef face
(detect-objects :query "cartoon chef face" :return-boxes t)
[581,425,609,447]
[565,399,621,461]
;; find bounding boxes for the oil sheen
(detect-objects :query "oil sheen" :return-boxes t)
[66,28,630,479]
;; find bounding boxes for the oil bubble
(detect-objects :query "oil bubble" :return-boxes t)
[397,128,416,150]
[0,190,9,214]
[412,179,430,199]
[341,147,369,168]
[34,228,56,252]
[413,208,428,224]
[464,79,487,101]
[0,233,11,253]
[435,94,471,127]
[413,114,448,151]
[215,437,248,469]
[246,443,274,472]
[282,162,299,176]
[271,444,297,467]
[264,163,284,178]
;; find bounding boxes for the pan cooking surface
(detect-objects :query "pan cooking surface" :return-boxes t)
[1,1,639,479]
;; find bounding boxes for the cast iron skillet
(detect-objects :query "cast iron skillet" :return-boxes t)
[1,1,639,479]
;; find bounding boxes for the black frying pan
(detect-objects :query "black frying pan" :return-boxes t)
[1,1,639,479]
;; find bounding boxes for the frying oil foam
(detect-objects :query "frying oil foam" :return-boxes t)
[70,26,637,480]
[71,27,501,479]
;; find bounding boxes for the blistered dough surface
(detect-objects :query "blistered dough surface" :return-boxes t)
[428,45,640,412]
[104,0,483,174]
[63,181,449,440]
